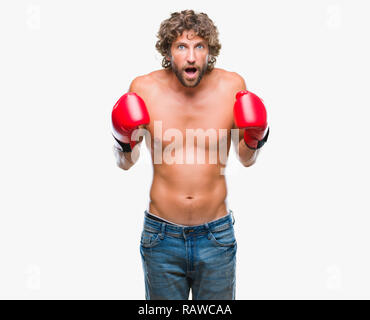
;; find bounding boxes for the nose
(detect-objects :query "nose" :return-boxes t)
[186,48,196,64]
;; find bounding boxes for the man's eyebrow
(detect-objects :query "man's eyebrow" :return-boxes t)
[174,41,207,46]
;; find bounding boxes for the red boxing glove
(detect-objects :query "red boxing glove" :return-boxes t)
[111,92,150,152]
[233,90,270,150]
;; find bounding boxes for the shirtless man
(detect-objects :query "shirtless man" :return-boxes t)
[111,10,269,300]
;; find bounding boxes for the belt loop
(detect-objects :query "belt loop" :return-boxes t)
[159,223,165,239]
[204,223,211,240]
[230,210,235,225]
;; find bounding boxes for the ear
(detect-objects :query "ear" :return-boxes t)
[165,49,172,62]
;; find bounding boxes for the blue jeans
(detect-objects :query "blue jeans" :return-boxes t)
[139,210,237,300]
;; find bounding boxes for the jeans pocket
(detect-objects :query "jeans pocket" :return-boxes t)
[208,226,237,247]
[140,228,162,248]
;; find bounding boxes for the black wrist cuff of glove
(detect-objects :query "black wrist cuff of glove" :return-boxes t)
[113,135,132,153]
[245,127,270,150]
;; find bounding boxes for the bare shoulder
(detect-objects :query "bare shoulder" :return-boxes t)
[129,69,167,94]
[128,73,152,94]
[231,71,247,90]
[213,68,247,91]
[148,69,168,80]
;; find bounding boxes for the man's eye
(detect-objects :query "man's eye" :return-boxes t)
[197,44,204,49]
[178,45,185,49]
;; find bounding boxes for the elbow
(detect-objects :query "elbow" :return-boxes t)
[241,149,260,167]
[242,159,256,167]
[116,162,132,171]
[114,156,131,170]
[118,164,129,171]
[113,147,134,170]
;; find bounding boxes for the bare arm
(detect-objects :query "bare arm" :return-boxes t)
[113,76,147,170]
[231,73,260,167]
[113,140,141,170]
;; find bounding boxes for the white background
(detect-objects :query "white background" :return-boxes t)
[0,0,369,299]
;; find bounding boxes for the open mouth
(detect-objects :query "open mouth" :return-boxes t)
[184,67,198,78]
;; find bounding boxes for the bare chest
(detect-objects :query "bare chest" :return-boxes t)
[146,93,234,151]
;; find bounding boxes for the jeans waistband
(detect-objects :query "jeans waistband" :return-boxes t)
[143,209,235,237]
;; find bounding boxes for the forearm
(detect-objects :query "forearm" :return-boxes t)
[113,144,139,170]
[238,139,260,167]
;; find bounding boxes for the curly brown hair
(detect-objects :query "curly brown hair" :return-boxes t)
[155,10,221,72]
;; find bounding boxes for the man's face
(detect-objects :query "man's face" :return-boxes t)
[168,30,209,88]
